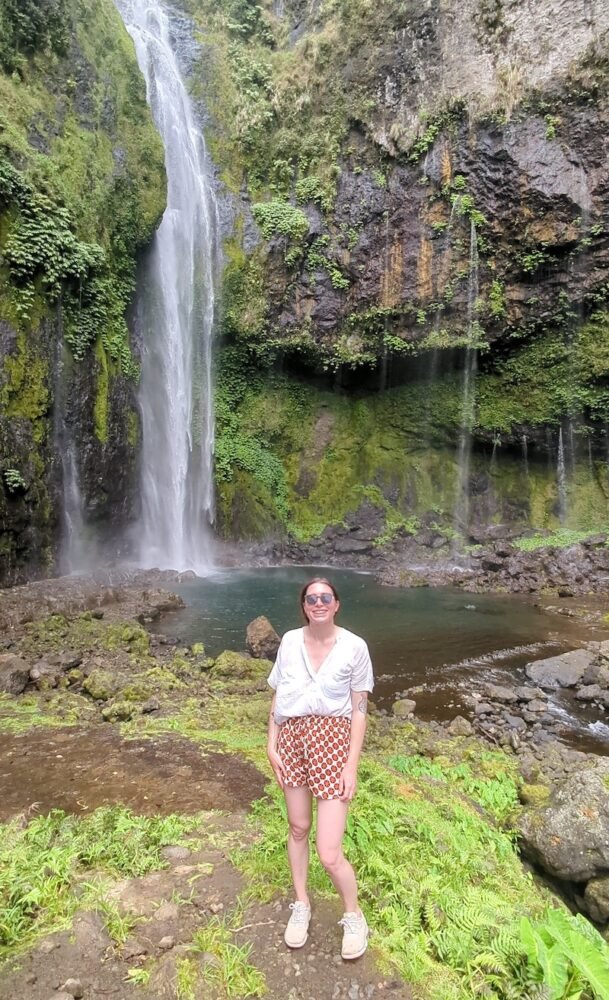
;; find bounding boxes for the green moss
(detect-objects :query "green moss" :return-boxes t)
[126,408,139,449]
[93,338,109,444]
[221,238,269,341]
[0,0,165,367]
[1,333,49,436]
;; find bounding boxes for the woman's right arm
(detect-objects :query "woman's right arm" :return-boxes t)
[267,693,286,789]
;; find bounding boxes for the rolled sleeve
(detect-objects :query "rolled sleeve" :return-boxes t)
[350,640,374,692]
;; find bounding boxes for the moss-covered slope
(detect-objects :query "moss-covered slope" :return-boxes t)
[0,0,166,583]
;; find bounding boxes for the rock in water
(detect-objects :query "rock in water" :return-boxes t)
[245,616,281,660]
[524,649,595,689]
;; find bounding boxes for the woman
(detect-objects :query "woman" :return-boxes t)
[267,577,374,960]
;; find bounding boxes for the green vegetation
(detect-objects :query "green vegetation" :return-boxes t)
[0,806,201,955]
[0,0,164,365]
[251,200,309,242]
[190,916,266,997]
[2,467,26,492]
[236,755,609,999]
[0,0,165,577]
[214,340,609,542]
[0,0,68,72]
[513,530,598,552]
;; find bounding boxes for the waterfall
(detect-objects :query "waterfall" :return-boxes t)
[115,0,219,573]
[453,220,479,539]
[557,427,568,524]
[522,434,529,479]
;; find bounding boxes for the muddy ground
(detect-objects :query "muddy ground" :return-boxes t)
[0,742,411,1000]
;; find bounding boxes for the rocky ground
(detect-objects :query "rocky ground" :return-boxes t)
[0,576,413,1000]
[1,572,609,1000]
[250,509,609,599]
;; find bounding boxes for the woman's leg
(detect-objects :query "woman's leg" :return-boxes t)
[284,785,313,904]
[316,798,359,913]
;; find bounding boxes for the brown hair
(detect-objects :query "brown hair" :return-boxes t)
[299,577,340,620]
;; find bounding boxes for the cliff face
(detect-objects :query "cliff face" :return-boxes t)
[0,0,166,584]
[189,0,609,547]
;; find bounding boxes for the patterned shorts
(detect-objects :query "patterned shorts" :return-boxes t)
[277,715,351,800]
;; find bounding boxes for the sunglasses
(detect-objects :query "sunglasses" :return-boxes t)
[304,593,334,606]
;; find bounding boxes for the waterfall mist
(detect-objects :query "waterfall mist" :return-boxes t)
[116,0,219,573]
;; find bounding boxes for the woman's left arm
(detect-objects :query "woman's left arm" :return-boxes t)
[339,690,368,802]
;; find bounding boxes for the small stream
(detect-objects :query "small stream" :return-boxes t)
[164,566,609,754]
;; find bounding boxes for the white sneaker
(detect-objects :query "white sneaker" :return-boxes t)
[284,901,311,948]
[339,910,369,959]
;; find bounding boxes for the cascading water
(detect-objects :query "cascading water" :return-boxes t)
[453,219,479,539]
[557,426,568,524]
[115,0,219,572]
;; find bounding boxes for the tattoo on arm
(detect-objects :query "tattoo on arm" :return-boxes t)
[357,695,368,715]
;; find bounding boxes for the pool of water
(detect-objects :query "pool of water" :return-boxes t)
[164,566,608,752]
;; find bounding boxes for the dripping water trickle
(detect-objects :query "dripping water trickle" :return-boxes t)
[522,434,529,479]
[557,427,568,525]
[453,219,479,542]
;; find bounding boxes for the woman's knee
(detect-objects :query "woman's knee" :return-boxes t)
[288,819,311,842]
[317,843,343,872]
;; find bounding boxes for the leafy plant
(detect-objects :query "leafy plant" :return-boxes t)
[520,909,609,999]
[2,468,26,493]
[251,199,309,241]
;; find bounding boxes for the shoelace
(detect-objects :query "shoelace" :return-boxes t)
[289,902,309,924]
[338,913,362,933]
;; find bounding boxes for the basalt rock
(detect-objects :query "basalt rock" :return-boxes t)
[518,758,609,883]
[524,649,595,689]
[246,616,281,660]
[0,653,30,695]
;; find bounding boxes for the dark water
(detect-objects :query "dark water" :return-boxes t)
[165,566,609,753]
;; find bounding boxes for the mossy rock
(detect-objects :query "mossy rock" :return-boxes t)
[119,682,152,703]
[82,669,117,702]
[519,782,551,806]
[211,650,273,681]
[101,700,141,723]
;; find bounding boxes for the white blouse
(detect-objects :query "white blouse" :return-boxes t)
[267,627,374,724]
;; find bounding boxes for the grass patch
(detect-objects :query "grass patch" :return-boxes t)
[0,692,95,733]
[513,530,599,552]
[0,805,203,958]
[235,757,609,999]
[191,915,266,998]
[121,695,270,762]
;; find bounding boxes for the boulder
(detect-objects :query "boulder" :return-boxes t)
[246,616,281,660]
[485,684,518,702]
[82,669,117,701]
[524,649,595,689]
[0,653,30,694]
[514,686,547,702]
[518,759,609,881]
[101,700,140,723]
[392,698,416,718]
[29,661,62,690]
[583,875,609,923]
[575,684,603,701]
[582,660,609,688]
[447,716,474,737]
